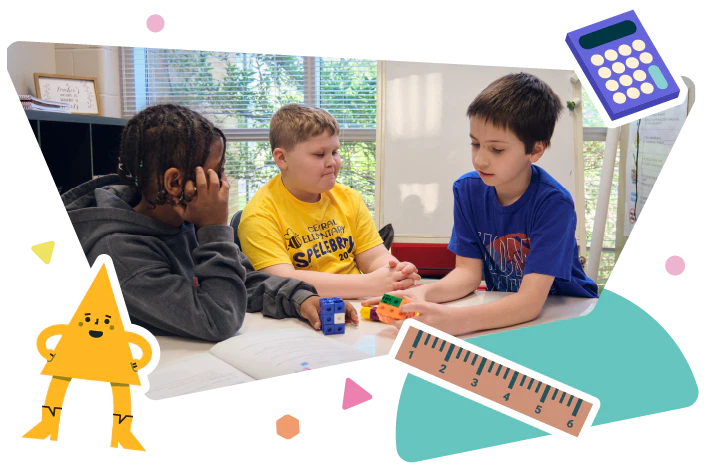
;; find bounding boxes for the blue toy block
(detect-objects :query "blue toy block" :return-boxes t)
[319,298,336,317]
[319,297,346,335]
[321,324,345,335]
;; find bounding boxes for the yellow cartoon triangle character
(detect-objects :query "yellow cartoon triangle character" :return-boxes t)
[23,259,155,451]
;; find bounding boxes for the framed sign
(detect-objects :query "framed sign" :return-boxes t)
[34,73,102,115]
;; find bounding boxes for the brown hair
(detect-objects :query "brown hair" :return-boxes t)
[269,103,340,152]
[466,73,563,154]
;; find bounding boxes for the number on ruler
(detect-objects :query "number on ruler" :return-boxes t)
[535,405,542,414]
[439,364,447,374]
[409,351,414,359]
[568,420,574,428]
[503,393,510,401]
[471,378,478,387]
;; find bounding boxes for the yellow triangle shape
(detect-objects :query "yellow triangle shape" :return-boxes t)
[32,241,55,264]
[42,263,140,385]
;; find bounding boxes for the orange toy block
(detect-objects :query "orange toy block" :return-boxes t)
[375,293,418,324]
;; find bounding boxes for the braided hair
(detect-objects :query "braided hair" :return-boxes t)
[118,104,226,206]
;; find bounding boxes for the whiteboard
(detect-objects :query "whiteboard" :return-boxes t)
[380,61,581,243]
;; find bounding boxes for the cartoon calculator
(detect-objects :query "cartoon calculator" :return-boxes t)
[566,10,679,121]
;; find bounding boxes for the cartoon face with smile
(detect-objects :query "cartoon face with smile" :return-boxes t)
[26,261,156,451]
[77,312,116,338]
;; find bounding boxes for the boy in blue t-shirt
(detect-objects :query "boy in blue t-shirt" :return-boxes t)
[365,73,598,336]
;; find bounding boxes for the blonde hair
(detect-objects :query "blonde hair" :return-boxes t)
[269,103,340,152]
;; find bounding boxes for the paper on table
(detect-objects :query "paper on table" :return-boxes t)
[210,328,370,380]
[145,353,253,400]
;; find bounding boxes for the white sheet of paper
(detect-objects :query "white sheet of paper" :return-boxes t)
[145,353,254,400]
[210,328,370,380]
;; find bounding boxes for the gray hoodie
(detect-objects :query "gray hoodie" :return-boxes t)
[63,175,318,342]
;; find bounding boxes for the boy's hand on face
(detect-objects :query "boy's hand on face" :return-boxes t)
[173,167,230,227]
[300,296,359,331]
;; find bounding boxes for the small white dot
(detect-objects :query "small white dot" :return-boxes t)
[612,62,625,74]
[634,70,647,81]
[613,92,627,104]
[627,87,641,99]
[626,57,639,69]
[640,52,653,64]
[620,75,633,86]
[591,54,604,66]
[598,67,612,78]
[641,82,654,94]
[633,39,646,51]
[605,49,618,61]
[606,80,619,91]
[618,44,632,56]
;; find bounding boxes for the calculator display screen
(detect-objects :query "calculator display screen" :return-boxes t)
[579,20,637,49]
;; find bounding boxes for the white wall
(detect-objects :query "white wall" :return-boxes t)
[380,61,583,245]
[55,43,121,117]
[6,41,56,95]
[6,41,122,117]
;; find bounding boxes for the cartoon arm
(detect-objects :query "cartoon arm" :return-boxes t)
[36,324,67,362]
[126,332,153,372]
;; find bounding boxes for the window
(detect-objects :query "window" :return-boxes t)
[120,49,377,219]
[582,88,619,291]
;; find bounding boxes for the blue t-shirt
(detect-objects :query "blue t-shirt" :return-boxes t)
[448,165,598,298]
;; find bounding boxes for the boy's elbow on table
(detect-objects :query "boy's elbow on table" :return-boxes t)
[202,313,244,342]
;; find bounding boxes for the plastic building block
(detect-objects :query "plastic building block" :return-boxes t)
[376,293,418,324]
[321,323,345,335]
[370,307,380,321]
[360,306,381,322]
[319,297,346,335]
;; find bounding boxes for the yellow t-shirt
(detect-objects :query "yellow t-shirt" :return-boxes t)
[238,175,383,274]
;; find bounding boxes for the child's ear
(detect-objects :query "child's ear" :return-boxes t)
[273,148,288,172]
[528,142,547,163]
[163,168,184,199]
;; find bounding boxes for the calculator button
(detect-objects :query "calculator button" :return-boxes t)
[591,54,605,66]
[613,92,627,104]
[640,52,653,64]
[626,57,639,69]
[605,49,618,61]
[641,82,655,94]
[627,87,640,99]
[648,65,669,89]
[633,70,647,81]
[598,67,612,78]
[606,80,619,91]
[633,39,646,51]
[612,62,625,74]
[618,44,632,56]
[620,75,633,86]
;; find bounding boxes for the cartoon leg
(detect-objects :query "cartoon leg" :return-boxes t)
[110,383,144,451]
[23,376,71,441]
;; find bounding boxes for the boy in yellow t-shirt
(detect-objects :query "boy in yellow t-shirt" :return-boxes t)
[238,104,420,303]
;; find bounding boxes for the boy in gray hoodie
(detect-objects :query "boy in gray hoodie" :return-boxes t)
[63,104,358,342]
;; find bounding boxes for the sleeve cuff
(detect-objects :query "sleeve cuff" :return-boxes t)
[292,288,318,316]
[196,225,235,245]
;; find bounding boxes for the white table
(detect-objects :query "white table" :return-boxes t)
[155,290,597,368]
